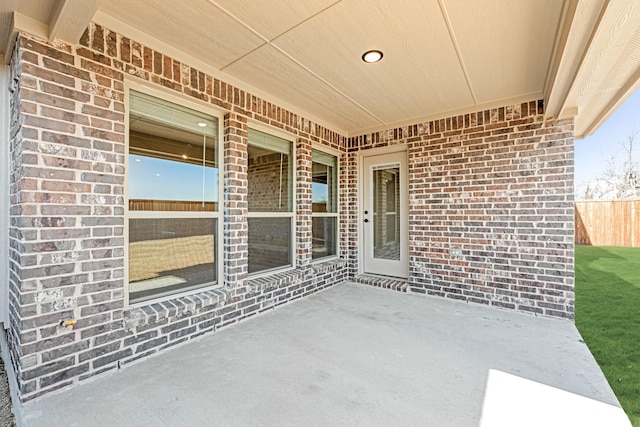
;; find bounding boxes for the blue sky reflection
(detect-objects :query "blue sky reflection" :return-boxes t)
[312,182,328,204]
[129,155,218,201]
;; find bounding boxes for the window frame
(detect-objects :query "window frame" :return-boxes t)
[246,124,296,277]
[311,144,341,263]
[124,82,224,307]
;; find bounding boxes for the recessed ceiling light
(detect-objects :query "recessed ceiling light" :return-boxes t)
[182,154,188,159]
[362,50,383,63]
[197,122,208,127]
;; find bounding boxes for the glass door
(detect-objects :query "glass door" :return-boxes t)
[362,151,408,278]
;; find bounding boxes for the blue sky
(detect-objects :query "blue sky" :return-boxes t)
[129,155,218,201]
[312,182,328,203]
[130,154,330,204]
[574,88,640,188]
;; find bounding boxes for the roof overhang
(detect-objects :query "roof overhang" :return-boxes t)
[545,0,640,138]
[1,0,639,138]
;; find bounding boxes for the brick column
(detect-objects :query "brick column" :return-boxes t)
[8,35,126,400]
[296,138,312,267]
[223,113,248,288]
[341,150,359,278]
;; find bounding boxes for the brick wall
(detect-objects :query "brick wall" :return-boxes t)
[8,34,127,399]
[296,140,313,268]
[6,24,347,402]
[223,112,249,289]
[348,102,575,318]
[341,151,360,277]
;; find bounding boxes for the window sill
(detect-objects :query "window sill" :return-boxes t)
[247,269,303,293]
[123,287,229,330]
[311,258,346,274]
[124,259,348,329]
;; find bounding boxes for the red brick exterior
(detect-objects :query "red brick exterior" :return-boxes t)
[348,105,575,317]
[4,22,574,402]
[223,112,248,289]
[6,25,347,401]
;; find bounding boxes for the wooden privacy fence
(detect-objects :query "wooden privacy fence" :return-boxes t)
[575,199,640,247]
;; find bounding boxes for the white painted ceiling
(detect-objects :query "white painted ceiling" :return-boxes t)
[2,0,640,138]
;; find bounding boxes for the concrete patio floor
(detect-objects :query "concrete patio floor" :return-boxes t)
[20,282,630,426]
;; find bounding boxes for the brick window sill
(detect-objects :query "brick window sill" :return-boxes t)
[124,259,347,329]
[247,270,304,293]
[123,288,229,330]
[311,258,346,274]
[246,258,346,293]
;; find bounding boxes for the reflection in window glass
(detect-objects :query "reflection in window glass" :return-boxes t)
[312,149,338,260]
[312,217,336,259]
[128,91,219,303]
[248,217,292,274]
[129,218,216,303]
[128,155,218,207]
[248,129,292,213]
[373,167,400,261]
[247,129,294,274]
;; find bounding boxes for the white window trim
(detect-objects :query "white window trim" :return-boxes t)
[246,125,296,277]
[310,145,341,263]
[124,81,224,307]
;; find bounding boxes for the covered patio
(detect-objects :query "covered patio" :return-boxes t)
[2,1,640,421]
[20,283,629,426]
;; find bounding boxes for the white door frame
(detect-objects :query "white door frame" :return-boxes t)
[358,145,409,278]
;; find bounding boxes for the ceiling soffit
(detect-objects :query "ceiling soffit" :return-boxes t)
[266,0,474,129]
[2,0,640,139]
[443,0,563,105]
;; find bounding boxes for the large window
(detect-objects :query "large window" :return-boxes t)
[127,90,220,303]
[247,129,293,274]
[312,149,338,260]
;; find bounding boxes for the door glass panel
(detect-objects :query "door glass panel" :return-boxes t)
[373,165,400,260]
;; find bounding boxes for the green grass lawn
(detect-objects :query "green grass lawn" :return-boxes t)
[575,245,640,426]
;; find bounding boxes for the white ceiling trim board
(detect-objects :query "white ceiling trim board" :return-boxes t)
[438,0,477,106]
[207,0,269,44]
[216,0,342,71]
[3,12,48,65]
[543,0,578,116]
[579,63,640,139]
[545,0,606,121]
[213,0,384,128]
[47,0,69,41]
[558,0,640,121]
[47,0,103,43]
[208,0,270,72]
